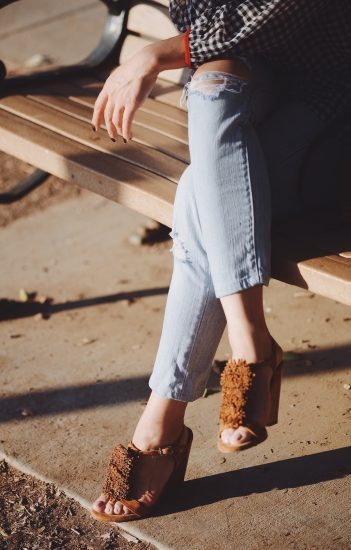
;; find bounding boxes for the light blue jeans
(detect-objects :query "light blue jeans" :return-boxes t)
[149,56,325,402]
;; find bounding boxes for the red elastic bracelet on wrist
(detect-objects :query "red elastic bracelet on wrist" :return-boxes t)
[184,27,192,68]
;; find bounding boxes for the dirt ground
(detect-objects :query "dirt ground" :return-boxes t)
[0,459,152,550]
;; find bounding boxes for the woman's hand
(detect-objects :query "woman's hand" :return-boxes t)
[91,47,159,142]
[91,34,187,142]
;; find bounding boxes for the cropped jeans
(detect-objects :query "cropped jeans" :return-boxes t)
[149,56,325,402]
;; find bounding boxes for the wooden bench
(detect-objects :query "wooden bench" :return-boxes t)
[0,0,350,305]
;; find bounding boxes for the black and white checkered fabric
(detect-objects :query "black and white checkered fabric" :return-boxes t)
[169,0,351,121]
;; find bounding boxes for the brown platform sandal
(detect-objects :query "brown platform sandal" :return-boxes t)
[91,426,193,522]
[218,337,283,453]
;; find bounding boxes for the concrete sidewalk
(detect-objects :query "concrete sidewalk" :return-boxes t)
[1,2,351,548]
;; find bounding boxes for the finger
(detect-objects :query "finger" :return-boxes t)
[92,91,108,132]
[122,102,137,142]
[104,99,117,140]
[112,105,125,136]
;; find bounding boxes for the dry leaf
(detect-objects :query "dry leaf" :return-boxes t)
[19,288,29,302]
[0,527,9,538]
[20,408,34,417]
[79,338,97,346]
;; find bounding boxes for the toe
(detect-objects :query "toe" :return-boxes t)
[229,427,253,445]
[114,501,124,515]
[222,427,253,446]
[92,493,109,512]
[237,427,254,443]
[221,428,235,444]
[104,500,115,514]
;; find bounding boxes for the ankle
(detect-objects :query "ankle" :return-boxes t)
[132,419,184,451]
[228,330,273,363]
[132,392,187,450]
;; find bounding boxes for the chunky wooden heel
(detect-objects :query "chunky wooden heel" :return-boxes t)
[217,337,283,453]
[165,429,193,491]
[267,360,283,426]
[91,426,193,522]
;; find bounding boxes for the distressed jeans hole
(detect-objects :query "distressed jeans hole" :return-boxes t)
[169,230,191,263]
[180,71,248,107]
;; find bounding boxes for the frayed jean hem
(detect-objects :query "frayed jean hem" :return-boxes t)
[148,379,206,403]
[214,271,270,299]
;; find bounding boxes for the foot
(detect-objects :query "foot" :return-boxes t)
[220,337,283,448]
[92,424,188,517]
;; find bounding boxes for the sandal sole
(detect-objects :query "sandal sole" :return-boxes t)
[217,431,267,453]
[90,508,143,523]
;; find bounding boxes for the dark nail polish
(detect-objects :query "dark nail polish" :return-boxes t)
[92,125,96,132]
[123,138,127,144]
[110,137,116,142]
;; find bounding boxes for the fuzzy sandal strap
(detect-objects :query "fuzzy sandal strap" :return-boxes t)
[219,358,256,430]
[102,444,139,501]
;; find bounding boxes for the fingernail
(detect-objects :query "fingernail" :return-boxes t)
[92,125,96,132]
[110,137,116,142]
[123,138,127,144]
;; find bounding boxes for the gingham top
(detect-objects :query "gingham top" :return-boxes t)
[169,0,351,121]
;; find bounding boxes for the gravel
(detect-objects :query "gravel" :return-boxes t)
[0,459,152,550]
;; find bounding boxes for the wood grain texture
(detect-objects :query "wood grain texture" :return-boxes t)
[0,109,176,227]
[0,95,189,178]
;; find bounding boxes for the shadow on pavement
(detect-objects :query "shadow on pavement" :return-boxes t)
[0,376,150,423]
[162,446,351,514]
[205,343,351,394]
[0,343,350,422]
[0,286,169,321]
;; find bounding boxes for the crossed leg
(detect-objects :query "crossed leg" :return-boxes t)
[92,57,324,517]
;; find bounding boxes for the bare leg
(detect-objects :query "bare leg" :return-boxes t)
[221,285,272,364]
[132,391,187,449]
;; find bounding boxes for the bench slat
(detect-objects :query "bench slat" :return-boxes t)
[29,93,189,145]
[127,1,174,40]
[272,245,351,305]
[40,77,189,125]
[272,221,351,304]
[0,109,176,226]
[0,95,189,182]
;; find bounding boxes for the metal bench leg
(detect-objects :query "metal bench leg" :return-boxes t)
[0,169,49,204]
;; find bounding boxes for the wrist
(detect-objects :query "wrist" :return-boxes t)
[138,46,161,78]
[143,45,163,75]
[146,34,188,72]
